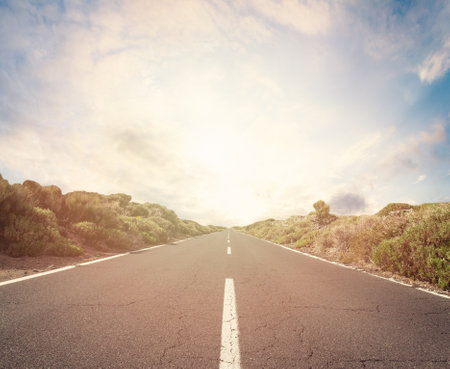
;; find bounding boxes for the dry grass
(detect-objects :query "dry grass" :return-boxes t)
[235,202,449,290]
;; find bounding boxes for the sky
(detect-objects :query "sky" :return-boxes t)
[0,0,449,226]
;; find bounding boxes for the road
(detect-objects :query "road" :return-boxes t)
[0,230,448,368]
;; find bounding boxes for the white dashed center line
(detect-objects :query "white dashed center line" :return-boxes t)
[220,278,241,369]
[227,247,231,255]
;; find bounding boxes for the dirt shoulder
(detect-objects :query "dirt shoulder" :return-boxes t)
[0,235,200,283]
[0,238,186,283]
[0,247,121,282]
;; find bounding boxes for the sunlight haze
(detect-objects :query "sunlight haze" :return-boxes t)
[0,0,449,226]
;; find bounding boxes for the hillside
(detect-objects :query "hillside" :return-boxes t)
[0,173,224,259]
[234,201,449,291]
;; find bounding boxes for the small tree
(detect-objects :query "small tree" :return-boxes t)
[313,200,330,224]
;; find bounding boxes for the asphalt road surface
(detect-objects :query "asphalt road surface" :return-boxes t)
[1,230,448,368]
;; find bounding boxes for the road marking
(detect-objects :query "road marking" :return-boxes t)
[227,247,231,255]
[220,278,241,369]
[78,252,130,266]
[241,233,450,300]
[227,239,230,243]
[0,266,76,287]
[0,240,187,287]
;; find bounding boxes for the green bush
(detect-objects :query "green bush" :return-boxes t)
[238,201,449,290]
[0,178,32,225]
[312,200,336,226]
[3,215,47,256]
[3,213,82,257]
[372,207,449,289]
[127,202,149,217]
[144,203,179,224]
[313,200,330,219]
[72,221,130,250]
[377,203,415,216]
[134,217,168,243]
[294,230,319,248]
[150,216,173,237]
[72,221,99,241]
[23,180,64,215]
[102,228,130,250]
[1,173,221,258]
[63,191,120,228]
[107,193,132,208]
[32,207,58,227]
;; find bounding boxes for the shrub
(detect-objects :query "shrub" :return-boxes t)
[102,228,130,250]
[313,200,336,226]
[372,206,449,289]
[377,203,415,217]
[294,230,320,248]
[63,191,120,228]
[72,221,130,250]
[107,193,132,208]
[313,200,330,219]
[0,173,221,258]
[72,221,99,241]
[23,180,64,215]
[0,179,32,225]
[3,215,47,256]
[32,207,58,227]
[3,213,82,257]
[144,203,179,224]
[134,217,168,243]
[127,202,149,217]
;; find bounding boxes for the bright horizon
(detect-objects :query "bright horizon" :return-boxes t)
[0,0,449,227]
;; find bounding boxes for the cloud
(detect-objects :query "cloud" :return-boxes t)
[329,193,367,215]
[0,0,449,226]
[339,1,450,84]
[414,175,426,184]
[418,45,450,83]
[332,130,384,172]
[247,0,334,35]
[419,123,446,143]
[378,123,447,175]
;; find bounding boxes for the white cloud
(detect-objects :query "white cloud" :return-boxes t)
[418,41,450,83]
[414,175,426,184]
[247,0,334,35]
[332,130,383,172]
[378,123,447,175]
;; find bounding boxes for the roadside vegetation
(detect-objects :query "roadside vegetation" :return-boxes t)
[0,174,224,258]
[234,201,449,291]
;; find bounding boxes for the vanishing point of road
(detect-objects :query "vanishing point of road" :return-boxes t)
[1,230,448,368]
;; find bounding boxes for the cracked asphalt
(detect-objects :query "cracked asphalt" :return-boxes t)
[0,230,449,368]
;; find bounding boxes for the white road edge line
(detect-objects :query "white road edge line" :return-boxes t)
[220,278,241,369]
[227,247,231,255]
[0,240,190,287]
[241,233,450,300]
[78,253,130,266]
[0,266,76,287]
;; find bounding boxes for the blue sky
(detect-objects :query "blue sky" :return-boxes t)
[0,0,449,226]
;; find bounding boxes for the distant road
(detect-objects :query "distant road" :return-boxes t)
[1,230,448,368]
